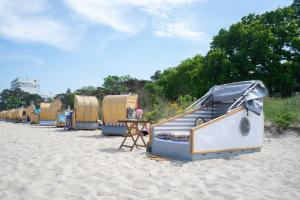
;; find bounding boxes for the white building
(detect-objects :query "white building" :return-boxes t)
[11,77,40,94]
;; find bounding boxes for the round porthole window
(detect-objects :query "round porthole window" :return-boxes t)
[240,117,250,136]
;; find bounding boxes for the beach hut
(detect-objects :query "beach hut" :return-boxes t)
[0,111,3,121]
[39,99,62,126]
[5,111,9,121]
[69,95,99,130]
[7,109,14,122]
[25,105,39,124]
[25,105,34,122]
[11,108,25,123]
[2,111,4,121]
[149,81,268,161]
[6,110,10,121]
[5,110,9,121]
[1,111,8,121]
[11,109,17,122]
[102,94,138,135]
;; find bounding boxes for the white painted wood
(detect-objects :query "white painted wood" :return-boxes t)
[193,109,264,153]
[163,122,195,126]
[154,127,191,131]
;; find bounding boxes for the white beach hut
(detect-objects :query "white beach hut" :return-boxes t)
[149,80,268,160]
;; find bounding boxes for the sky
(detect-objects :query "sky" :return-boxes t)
[0,0,293,96]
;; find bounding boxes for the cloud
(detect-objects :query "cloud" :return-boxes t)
[154,20,208,41]
[0,0,77,49]
[98,34,121,51]
[0,53,44,68]
[125,0,201,17]
[0,0,207,48]
[64,0,146,34]
[64,0,206,40]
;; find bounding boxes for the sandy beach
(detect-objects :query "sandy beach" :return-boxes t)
[0,122,299,200]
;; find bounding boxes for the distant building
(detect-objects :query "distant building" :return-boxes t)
[11,77,40,94]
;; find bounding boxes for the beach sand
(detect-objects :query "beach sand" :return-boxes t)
[0,122,299,200]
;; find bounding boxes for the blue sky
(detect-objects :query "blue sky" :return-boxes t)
[0,0,292,96]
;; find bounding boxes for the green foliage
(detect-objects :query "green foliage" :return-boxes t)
[5,96,22,109]
[211,5,300,97]
[143,2,299,123]
[177,95,193,109]
[150,70,161,81]
[273,112,296,129]
[143,102,179,124]
[0,88,44,111]
[75,86,96,96]
[264,95,300,129]
[103,75,129,94]
[143,95,193,123]
[53,75,150,116]
[149,2,299,99]
[200,48,236,94]
[148,55,205,100]
[55,89,75,109]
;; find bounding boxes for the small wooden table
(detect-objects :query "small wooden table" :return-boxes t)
[119,119,149,151]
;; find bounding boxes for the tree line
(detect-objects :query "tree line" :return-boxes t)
[149,0,300,99]
[0,88,43,111]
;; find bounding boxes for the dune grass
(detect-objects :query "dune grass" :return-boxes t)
[264,95,300,129]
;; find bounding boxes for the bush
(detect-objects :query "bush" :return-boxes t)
[143,95,193,124]
[143,109,162,123]
[273,112,296,130]
[264,95,300,129]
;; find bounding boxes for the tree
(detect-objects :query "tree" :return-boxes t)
[209,3,300,97]
[102,75,130,94]
[54,89,75,109]
[0,89,43,111]
[150,70,161,81]
[200,49,235,94]
[148,55,205,100]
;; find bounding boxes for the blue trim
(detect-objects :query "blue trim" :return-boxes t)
[102,125,127,136]
[152,138,191,160]
[39,120,55,126]
[151,136,261,161]
[75,122,98,130]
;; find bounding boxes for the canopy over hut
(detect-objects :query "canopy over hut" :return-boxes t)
[39,99,62,126]
[69,95,99,130]
[102,94,138,135]
[150,80,268,161]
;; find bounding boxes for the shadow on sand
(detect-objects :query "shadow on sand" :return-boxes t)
[78,134,119,139]
[34,125,57,128]
[98,148,126,153]
[52,129,70,133]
